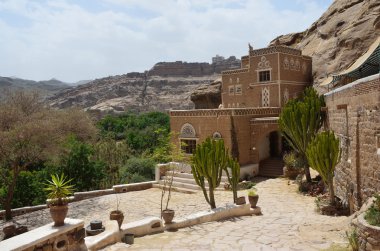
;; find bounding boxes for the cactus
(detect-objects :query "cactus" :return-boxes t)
[225,157,240,203]
[191,138,229,209]
[279,87,324,182]
[306,131,340,205]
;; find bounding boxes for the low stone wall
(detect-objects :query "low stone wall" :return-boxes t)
[0,181,157,218]
[0,218,86,251]
[356,213,380,251]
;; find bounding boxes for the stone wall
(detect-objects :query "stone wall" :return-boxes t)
[148,56,240,77]
[325,74,380,211]
[0,218,86,251]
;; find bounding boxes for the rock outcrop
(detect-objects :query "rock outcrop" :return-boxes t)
[49,56,240,113]
[190,79,222,109]
[270,0,380,86]
[192,0,379,104]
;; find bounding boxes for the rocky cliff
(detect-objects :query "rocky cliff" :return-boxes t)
[191,0,380,103]
[270,0,380,86]
[49,56,240,113]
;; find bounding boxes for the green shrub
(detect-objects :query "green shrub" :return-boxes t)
[59,137,106,191]
[119,157,155,183]
[283,152,305,169]
[365,194,380,227]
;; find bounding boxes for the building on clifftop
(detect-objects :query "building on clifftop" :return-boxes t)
[169,44,312,177]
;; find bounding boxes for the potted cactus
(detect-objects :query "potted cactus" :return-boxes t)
[248,188,259,208]
[44,174,74,227]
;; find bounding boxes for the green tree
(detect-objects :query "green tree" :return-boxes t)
[97,111,170,154]
[306,131,340,205]
[279,87,324,182]
[94,138,130,187]
[0,91,96,220]
[191,138,229,209]
[59,137,106,191]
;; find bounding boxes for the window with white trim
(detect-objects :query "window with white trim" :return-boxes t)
[259,70,271,82]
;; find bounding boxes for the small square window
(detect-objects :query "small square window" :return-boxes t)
[235,85,242,95]
[181,139,197,154]
[259,71,271,82]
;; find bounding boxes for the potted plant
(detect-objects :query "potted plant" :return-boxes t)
[248,188,259,208]
[44,173,74,227]
[283,152,304,180]
[161,163,175,224]
[110,194,124,228]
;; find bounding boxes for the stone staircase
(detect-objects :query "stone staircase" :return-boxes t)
[258,157,284,177]
[156,172,228,193]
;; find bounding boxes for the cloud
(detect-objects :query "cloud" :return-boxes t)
[0,0,331,82]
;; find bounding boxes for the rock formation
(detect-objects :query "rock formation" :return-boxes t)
[49,56,240,113]
[270,0,380,87]
[190,79,222,109]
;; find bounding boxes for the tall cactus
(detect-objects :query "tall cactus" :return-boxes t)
[279,87,324,182]
[306,131,340,205]
[225,158,240,203]
[191,138,229,209]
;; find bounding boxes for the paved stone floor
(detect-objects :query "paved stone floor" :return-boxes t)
[1,178,351,250]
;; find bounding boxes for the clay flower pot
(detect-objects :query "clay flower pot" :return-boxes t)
[162,209,175,224]
[110,210,124,228]
[248,195,259,208]
[236,196,246,205]
[50,204,69,227]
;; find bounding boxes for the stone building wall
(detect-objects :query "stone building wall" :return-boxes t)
[325,75,380,211]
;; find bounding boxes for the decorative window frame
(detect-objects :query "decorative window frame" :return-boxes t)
[180,123,196,138]
[179,123,198,155]
[262,87,270,107]
[212,132,222,139]
[228,85,235,95]
[235,84,242,95]
[257,70,271,83]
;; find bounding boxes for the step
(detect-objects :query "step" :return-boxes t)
[158,180,225,191]
[152,183,196,194]
[162,176,229,187]
[167,172,229,182]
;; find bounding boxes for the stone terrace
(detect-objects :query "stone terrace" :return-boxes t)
[1,178,350,250]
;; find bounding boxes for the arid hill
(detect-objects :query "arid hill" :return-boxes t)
[0,77,70,100]
[49,57,240,113]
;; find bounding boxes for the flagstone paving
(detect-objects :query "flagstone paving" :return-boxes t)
[103,178,351,251]
[1,177,351,250]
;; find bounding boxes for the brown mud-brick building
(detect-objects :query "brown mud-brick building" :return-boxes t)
[170,45,312,177]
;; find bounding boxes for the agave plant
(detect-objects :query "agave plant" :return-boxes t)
[44,174,74,206]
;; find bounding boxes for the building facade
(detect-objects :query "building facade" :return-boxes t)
[170,45,312,176]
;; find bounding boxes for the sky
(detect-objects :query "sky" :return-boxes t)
[0,0,333,83]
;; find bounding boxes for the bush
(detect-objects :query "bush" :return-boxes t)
[119,157,155,183]
[283,151,307,169]
[59,137,106,191]
[365,194,380,226]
